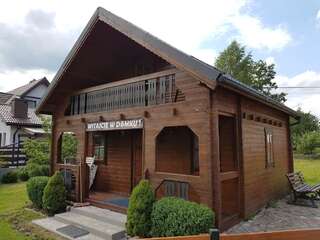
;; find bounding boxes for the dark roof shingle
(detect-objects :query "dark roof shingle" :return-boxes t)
[0,104,42,127]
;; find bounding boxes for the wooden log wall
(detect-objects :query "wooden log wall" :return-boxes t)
[51,68,214,207]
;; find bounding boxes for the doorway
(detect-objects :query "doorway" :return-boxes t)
[219,114,241,228]
[88,129,143,196]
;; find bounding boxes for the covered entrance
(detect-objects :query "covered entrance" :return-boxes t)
[85,119,143,211]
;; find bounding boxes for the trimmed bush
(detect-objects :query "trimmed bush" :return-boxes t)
[18,167,29,181]
[27,163,49,178]
[126,180,155,237]
[26,176,49,209]
[42,172,67,215]
[150,197,214,237]
[1,171,18,184]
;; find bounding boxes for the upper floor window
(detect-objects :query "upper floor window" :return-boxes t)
[265,128,274,168]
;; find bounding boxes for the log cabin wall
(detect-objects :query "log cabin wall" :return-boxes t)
[51,68,214,208]
[241,97,290,218]
[213,87,291,224]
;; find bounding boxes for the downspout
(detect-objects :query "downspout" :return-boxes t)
[288,116,301,173]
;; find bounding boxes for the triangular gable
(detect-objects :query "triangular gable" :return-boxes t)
[37,7,221,114]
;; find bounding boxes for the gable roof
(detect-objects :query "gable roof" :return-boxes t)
[36,7,298,118]
[8,77,49,97]
[0,104,42,127]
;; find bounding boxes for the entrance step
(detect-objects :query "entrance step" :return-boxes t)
[33,217,105,240]
[54,211,126,240]
[71,206,127,228]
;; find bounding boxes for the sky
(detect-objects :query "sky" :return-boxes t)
[0,0,319,116]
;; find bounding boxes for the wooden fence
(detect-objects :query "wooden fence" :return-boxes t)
[143,228,320,240]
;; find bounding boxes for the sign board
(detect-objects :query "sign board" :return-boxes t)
[86,119,143,131]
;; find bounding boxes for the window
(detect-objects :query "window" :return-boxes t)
[265,128,274,168]
[93,133,106,162]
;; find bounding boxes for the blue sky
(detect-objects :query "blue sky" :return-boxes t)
[0,0,319,116]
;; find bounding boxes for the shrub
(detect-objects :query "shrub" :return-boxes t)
[296,131,320,156]
[26,163,49,178]
[26,176,49,209]
[150,197,214,237]
[18,167,29,181]
[1,171,18,184]
[42,172,67,215]
[126,180,155,237]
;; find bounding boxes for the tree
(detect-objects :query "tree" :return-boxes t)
[291,108,320,150]
[215,41,286,102]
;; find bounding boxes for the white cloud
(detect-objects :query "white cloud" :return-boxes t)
[0,68,54,92]
[231,15,292,51]
[317,10,320,20]
[265,56,275,65]
[274,71,320,117]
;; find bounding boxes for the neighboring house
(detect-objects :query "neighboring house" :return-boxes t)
[0,78,49,166]
[36,8,299,230]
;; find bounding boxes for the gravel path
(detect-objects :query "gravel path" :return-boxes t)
[226,196,320,233]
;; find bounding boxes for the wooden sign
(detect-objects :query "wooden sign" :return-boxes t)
[86,119,143,131]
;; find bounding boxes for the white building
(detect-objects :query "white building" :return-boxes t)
[0,77,49,147]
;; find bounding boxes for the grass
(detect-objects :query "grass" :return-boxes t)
[295,158,320,185]
[0,182,61,240]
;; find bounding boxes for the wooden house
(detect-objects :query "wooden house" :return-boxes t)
[36,7,299,230]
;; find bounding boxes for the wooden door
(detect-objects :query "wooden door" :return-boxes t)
[131,130,143,190]
[219,114,241,229]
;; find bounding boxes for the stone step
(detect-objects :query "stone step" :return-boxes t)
[71,206,127,228]
[54,211,126,240]
[33,217,105,240]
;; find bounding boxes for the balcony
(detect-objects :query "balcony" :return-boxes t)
[67,70,185,116]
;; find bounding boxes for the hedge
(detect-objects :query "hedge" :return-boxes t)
[18,167,29,181]
[126,180,155,237]
[26,176,49,209]
[150,197,214,237]
[1,171,18,184]
[42,172,66,215]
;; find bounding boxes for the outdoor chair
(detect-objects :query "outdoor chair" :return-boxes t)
[286,172,320,208]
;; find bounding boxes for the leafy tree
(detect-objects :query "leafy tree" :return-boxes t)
[215,41,286,102]
[296,131,320,156]
[61,133,78,161]
[291,108,320,150]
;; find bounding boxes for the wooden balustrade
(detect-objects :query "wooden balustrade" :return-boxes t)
[67,70,185,116]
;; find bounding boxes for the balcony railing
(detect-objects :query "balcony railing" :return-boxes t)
[68,72,185,116]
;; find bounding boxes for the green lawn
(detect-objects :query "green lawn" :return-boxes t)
[295,159,320,185]
[0,182,60,240]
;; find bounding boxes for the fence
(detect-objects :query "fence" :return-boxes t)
[143,228,320,240]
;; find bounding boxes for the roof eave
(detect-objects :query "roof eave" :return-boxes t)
[216,74,299,118]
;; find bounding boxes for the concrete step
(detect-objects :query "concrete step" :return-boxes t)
[54,211,126,240]
[71,206,127,228]
[33,217,105,240]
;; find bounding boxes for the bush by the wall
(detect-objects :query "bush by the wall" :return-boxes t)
[150,197,214,237]
[18,167,29,181]
[26,176,49,209]
[42,172,66,215]
[126,180,155,237]
[26,163,49,178]
[1,171,18,184]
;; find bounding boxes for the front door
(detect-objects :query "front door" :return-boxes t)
[219,114,241,229]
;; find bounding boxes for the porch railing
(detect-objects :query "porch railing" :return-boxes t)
[68,72,185,116]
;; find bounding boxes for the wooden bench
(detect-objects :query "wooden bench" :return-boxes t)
[286,172,320,208]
